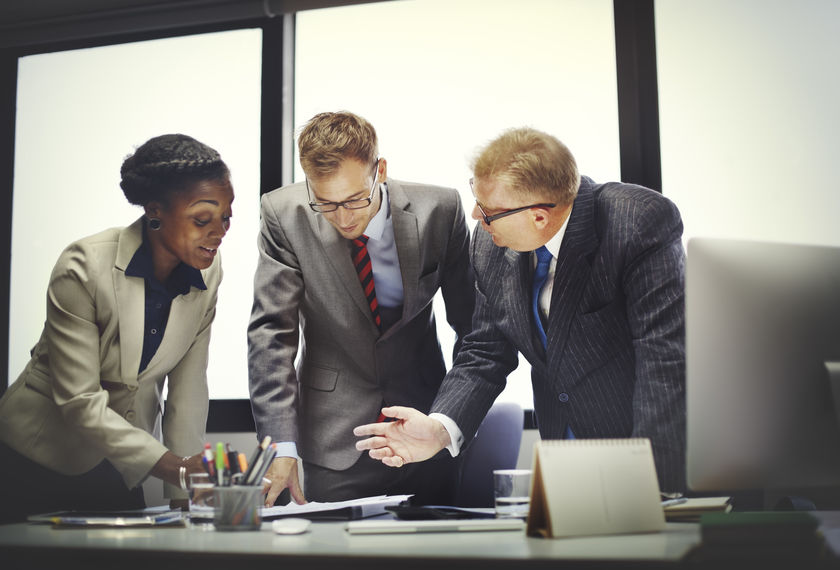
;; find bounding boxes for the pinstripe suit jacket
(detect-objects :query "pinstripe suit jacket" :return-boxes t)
[431,177,687,492]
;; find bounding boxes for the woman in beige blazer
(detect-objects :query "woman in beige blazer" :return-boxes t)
[0,134,234,522]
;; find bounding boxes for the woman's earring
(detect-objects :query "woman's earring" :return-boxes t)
[148,217,161,231]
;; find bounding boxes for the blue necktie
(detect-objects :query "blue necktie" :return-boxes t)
[531,246,553,349]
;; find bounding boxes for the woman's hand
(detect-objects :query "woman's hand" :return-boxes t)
[150,451,205,489]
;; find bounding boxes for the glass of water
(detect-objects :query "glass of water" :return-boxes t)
[188,472,215,528]
[493,469,532,519]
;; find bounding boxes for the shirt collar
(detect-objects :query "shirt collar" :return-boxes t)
[540,205,572,259]
[363,182,390,241]
[125,230,206,296]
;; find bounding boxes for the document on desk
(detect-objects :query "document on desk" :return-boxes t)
[346,518,526,534]
[27,509,185,527]
[262,494,412,521]
[527,438,665,538]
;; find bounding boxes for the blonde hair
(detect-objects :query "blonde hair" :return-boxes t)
[472,127,580,206]
[298,111,379,178]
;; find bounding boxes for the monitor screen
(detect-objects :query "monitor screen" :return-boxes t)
[686,238,840,496]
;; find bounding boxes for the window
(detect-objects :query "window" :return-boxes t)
[10,29,262,398]
[295,0,621,407]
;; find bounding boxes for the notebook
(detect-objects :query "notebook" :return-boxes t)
[346,518,525,534]
[527,438,665,538]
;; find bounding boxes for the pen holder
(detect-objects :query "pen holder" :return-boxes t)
[213,485,263,531]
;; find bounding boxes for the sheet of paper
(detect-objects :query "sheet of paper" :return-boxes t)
[188,494,412,519]
[262,494,411,518]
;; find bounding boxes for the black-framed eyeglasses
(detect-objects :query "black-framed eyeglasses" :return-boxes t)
[307,159,380,213]
[469,177,556,225]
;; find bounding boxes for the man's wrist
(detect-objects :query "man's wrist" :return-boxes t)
[429,413,463,457]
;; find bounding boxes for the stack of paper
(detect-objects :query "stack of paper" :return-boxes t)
[262,494,412,521]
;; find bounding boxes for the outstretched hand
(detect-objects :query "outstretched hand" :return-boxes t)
[353,406,451,467]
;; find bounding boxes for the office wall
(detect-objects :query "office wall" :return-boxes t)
[656,0,840,247]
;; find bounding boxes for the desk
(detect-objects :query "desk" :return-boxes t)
[0,520,700,570]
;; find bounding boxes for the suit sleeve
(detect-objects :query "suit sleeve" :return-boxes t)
[439,193,476,357]
[432,227,519,445]
[247,195,304,444]
[46,243,168,489]
[623,194,687,493]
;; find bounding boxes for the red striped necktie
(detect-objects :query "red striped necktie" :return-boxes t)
[351,235,382,331]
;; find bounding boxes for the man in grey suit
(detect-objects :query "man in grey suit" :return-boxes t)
[248,111,475,506]
[355,127,687,493]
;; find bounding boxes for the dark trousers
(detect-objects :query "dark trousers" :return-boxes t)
[0,441,145,524]
[303,450,457,506]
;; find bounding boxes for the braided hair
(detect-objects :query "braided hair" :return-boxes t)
[120,134,230,206]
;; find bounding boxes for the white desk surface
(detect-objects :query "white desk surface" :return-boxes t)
[0,519,701,569]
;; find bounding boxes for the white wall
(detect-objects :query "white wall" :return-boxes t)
[656,0,840,247]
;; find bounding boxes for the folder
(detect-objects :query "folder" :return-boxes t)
[28,509,184,527]
[527,438,665,538]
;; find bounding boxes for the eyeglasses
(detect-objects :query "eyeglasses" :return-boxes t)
[469,178,556,225]
[307,159,380,213]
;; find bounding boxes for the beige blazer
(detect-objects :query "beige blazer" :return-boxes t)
[0,217,221,496]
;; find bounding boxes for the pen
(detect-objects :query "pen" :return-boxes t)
[202,443,215,478]
[215,441,226,486]
[227,444,240,475]
[243,436,271,485]
[222,446,232,485]
[661,498,688,508]
[252,443,277,485]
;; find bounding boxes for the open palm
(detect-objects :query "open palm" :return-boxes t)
[353,406,449,467]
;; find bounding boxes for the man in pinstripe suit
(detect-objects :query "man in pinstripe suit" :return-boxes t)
[355,127,686,493]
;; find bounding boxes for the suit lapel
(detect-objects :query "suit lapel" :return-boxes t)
[313,202,380,333]
[544,182,598,365]
[389,181,420,319]
[114,219,145,385]
[503,247,539,357]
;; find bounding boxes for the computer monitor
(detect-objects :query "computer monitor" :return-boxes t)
[686,238,840,500]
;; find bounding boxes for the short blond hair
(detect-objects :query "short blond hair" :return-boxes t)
[472,127,580,206]
[298,111,379,178]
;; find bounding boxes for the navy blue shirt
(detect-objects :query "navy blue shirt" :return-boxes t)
[124,236,206,373]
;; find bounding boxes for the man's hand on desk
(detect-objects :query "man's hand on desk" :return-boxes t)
[263,456,306,507]
[353,406,450,467]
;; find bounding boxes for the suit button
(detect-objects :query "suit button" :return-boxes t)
[127,384,138,391]
[558,393,569,403]
[126,410,136,421]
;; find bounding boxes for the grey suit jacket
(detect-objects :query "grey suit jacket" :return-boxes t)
[0,217,220,496]
[248,179,475,471]
[431,177,687,492]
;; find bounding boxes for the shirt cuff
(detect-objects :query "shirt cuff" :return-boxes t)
[429,413,464,457]
[273,441,299,460]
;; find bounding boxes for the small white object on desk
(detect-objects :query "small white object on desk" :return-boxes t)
[272,518,312,535]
